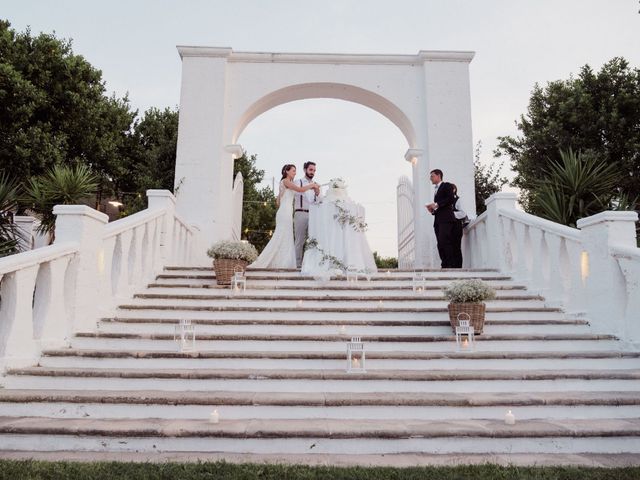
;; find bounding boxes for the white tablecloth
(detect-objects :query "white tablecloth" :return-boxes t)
[301,199,378,275]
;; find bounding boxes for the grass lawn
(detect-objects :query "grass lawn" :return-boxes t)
[0,460,638,480]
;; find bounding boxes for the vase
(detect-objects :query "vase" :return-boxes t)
[447,302,486,335]
[214,258,248,285]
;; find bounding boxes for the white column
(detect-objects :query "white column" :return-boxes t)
[175,47,232,246]
[420,55,476,269]
[577,211,639,336]
[53,205,108,332]
[147,190,177,267]
[484,192,518,271]
[14,216,35,252]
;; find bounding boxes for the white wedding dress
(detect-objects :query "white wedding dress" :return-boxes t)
[248,180,297,269]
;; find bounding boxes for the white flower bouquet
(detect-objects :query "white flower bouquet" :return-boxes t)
[444,279,496,303]
[207,240,258,263]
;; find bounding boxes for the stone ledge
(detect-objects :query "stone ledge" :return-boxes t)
[42,349,635,360]
[116,305,564,313]
[73,332,615,342]
[1,389,639,407]
[8,367,640,381]
[100,318,588,326]
[0,416,639,439]
[133,293,545,301]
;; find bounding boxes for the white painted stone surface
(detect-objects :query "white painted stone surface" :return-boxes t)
[174,47,477,268]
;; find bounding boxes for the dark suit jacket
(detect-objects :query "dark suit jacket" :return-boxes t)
[433,182,457,224]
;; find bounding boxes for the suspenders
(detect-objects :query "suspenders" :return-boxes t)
[300,179,303,208]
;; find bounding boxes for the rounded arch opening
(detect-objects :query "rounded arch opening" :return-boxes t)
[232,82,417,149]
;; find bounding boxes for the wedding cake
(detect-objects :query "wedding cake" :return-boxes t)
[325,178,349,201]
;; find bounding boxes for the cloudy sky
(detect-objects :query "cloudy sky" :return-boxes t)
[4,1,639,256]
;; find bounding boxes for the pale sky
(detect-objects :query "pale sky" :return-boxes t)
[4,0,640,256]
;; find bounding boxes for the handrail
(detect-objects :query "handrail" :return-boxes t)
[498,208,581,241]
[0,242,79,275]
[103,208,165,239]
[611,244,640,260]
[174,212,194,233]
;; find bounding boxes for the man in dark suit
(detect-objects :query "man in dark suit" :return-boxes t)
[425,169,457,268]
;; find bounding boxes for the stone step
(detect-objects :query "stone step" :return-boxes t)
[156,273,514,282]
[76,332,615,342]
[116,303,560,313]
[0,417,638,454]
[0,390,638,421]
[9,366,640,381]
[164,266,500,273]
[148,281,530,291]
[135,290,544,301]
[38,349,640,371]
[111,308,568,322]
[6,368,637,393]
[101,317,589,326]
[93,322,594,337]
[69,337,625,353]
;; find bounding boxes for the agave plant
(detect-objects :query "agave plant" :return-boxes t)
[22,164,99,242]
[0,173,24,256]
[532,148,633,227]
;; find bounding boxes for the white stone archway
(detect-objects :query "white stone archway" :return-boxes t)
[174,47,475,268]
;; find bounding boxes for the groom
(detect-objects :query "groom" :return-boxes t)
[294,161,320,268]
[425,168,457,268]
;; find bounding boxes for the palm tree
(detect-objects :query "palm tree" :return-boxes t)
[533,149,637,227]
[23,164,99,243]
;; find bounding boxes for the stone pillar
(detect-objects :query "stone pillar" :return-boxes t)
[484,192,518,271]
[53,205,108,332]
[13,216,35,252]
[147,189,177,268]
[577,211,639,336]
[420,54,476,267]
[174,47,232,247]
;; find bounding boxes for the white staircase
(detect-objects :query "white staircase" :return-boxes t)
[1,266,639,456]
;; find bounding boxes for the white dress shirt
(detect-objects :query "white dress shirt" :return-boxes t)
[454,197,468,220]
[294,177,318,210]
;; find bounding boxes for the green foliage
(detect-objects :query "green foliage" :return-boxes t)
[531,148,635,227]
[373,251,398,269]
[0,172,22,255]
[0,460,638,480]
[495,57,640,214]
[233,152,277,252]
[0,20,135,196]
[473,142,508,214]
[22,164,99,239]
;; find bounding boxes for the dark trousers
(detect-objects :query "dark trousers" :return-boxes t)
[434,221,457,268]
[452,220,463,268]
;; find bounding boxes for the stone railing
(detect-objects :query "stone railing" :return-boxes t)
[0,190,202,370]
[463,192,640,343]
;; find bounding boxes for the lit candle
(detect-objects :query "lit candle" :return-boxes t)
[462,338,469,349]
[298,299,303,307]
[386,270,391,277]
[338,325,347,335]
[209,409,219,424]
[378,300,384,309]
[504,410,515,425]
[352,357,360,369]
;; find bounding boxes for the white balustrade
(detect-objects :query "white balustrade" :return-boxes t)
[463,192,640,342]
[0,189,202,371]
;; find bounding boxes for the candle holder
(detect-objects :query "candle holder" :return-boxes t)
[230,266,246,293]
[455,313,475,351]
[346,336,366,373]
[412,271,426,293]
[174,319,196,352]
[346,267,359,283]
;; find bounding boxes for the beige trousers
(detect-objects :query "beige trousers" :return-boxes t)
[294,211,309,268]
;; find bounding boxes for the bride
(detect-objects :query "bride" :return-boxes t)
[249,164,319,269]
